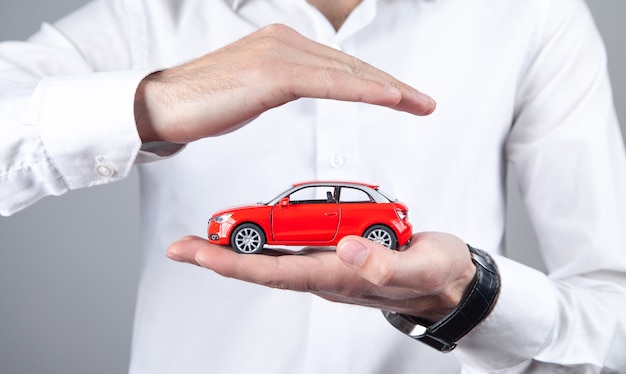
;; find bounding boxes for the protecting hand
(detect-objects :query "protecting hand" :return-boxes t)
[135,24,436,144]
[166,232,476,322]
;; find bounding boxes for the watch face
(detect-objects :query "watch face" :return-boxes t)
[406,322,428,338]
[382,311,428,337]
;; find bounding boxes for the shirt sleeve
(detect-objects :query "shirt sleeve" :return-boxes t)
[0,0,160,216]
[456,0,626,371]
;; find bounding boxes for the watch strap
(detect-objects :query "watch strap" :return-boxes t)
[382,245,501,352]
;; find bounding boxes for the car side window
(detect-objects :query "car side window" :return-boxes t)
[289,186,336,204]
[338,187,373,203]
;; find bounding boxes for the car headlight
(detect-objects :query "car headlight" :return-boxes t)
[212,213,233,223]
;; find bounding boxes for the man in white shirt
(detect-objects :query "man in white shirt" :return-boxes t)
[1,0,625,372]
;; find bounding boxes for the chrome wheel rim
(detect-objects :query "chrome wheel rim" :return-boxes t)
[234,227,262,253]
[366,229,393,248]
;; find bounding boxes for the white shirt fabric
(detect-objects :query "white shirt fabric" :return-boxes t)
[1,0,626,372]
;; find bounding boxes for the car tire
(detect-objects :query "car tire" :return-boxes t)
[231,223,266,254]
[363,225,397,249]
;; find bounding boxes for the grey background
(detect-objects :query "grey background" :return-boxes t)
[0,1,624,373]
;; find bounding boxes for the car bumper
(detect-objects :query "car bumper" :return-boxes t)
[207,221,232,245]
[395,221,413,247]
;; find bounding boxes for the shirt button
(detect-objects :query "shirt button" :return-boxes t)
[96,162,116,178]
[330,154,346,168]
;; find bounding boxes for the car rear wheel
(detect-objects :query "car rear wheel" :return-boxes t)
[363,225,397,249]
[231,223,266,254]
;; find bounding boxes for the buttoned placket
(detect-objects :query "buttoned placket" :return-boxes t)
[300,0,378,181]
[296,2,381,372]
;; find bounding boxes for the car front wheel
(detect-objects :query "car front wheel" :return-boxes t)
[363,225,397,249]
[231,223,266,254]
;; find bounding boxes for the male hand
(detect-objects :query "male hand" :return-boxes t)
[135,24,436,144]
[166,232,476,322]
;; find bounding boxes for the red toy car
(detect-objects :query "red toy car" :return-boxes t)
[208,181,413,254]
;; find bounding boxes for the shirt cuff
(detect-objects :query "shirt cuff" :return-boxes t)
[37,70,150,189]
[454,255,558,371]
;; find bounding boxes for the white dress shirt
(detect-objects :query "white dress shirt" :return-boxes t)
[1,0,626,372]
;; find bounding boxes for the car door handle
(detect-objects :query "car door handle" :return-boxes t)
[324,212,338,217]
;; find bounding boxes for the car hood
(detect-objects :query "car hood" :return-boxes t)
[211,203,268,217]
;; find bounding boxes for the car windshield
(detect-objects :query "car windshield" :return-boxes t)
[263,186,292,205]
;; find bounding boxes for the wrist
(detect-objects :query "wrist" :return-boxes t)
[134,72,162,144]
[420,260,477,323]
[382,245,501,352]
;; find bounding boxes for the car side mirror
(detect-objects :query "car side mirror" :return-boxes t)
[279,197,290,207]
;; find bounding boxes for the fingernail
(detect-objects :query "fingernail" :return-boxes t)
[416,91,436,112]
[338,240,368,267]
[166,245,181,261]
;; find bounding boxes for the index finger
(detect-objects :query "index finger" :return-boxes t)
[167,236,349,292]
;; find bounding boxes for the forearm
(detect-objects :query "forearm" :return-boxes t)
[461,0,626,369]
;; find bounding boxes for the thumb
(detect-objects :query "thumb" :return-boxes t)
[336,236,399,287]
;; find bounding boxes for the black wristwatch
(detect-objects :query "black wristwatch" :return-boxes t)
[382,245,500,352]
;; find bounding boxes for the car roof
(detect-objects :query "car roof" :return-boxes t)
[292,181,380,190]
